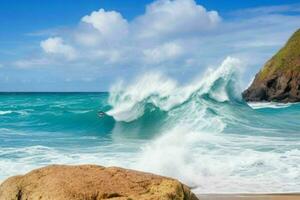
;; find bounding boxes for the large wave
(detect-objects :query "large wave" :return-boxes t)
[106,57,300,193]
[107,57,243,122]
[107,57,242,190]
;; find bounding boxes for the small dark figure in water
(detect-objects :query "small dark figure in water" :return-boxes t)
[98,111,106,118]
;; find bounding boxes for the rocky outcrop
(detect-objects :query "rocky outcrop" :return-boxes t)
[0,165,198,200]
[243,29,300,102]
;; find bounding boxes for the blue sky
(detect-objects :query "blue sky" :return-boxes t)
[1,0,300,91]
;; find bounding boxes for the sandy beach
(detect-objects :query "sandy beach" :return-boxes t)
[197,194,300,200]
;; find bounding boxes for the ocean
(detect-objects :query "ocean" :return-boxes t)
[0,58,299,193]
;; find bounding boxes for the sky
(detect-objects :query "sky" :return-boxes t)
[0,0,300,92]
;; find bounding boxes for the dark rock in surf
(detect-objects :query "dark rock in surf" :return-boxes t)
[243,29,300,102]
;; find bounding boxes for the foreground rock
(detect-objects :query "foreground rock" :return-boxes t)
[243,29,300,102]
[0,165,198,200]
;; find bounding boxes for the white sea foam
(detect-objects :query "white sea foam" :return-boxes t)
[69,110,93,114]
[135,127,300,193]
[0,110,29,116]
[0,144,140,182]
[1,134,299,193]
[107,57,242,122]
[0,111,13,115]
[248,102,295,109]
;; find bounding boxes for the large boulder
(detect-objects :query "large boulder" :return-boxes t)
[243,29,300,102]
[0,165,198,200]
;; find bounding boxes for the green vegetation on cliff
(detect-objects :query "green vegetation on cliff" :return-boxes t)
[259,29,300,80]
[243,28,300,102]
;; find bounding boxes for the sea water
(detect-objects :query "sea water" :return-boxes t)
[0,58,299,193]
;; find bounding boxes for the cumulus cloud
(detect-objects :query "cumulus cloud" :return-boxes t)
[36,0,220,67]
[143,42,184,64]
[133,0,221,39]
[74,25,103,47]
[81,9,129,40]
[40,37,76,60]
[75,9,129,47]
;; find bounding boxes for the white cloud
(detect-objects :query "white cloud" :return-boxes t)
[143,42,184,64]
[36,0,220,67]
[81,9,129,41]
[40,37,76,60]
[134,0,221,39]
[74,26,102,47]
[92,49,123,64]
[232,3,300,16]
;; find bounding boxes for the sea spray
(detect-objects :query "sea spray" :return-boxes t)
[107,57,240,189]
[107,57,243,122]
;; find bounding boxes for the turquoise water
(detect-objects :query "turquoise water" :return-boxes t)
[1,58,300,193]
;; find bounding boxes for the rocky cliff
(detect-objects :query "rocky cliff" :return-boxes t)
[243,29,300,102]
[0,165,198,200]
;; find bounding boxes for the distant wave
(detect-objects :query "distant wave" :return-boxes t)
[248,102,295,109]
[0,110,28,116]
[68,110,94,114]
[0,111,13,115]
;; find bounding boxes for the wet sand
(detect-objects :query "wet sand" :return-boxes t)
[197,194,300,200]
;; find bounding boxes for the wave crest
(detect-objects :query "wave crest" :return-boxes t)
[107,57,242,122]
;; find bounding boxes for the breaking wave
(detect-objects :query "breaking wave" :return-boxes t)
[107,57,242,122]
[106,57,300,193]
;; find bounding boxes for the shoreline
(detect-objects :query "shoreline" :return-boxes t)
[197,194,300,200]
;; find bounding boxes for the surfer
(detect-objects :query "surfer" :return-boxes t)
[98,111,106,118]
